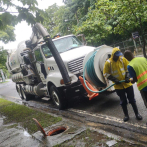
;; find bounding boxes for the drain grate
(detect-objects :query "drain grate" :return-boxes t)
[33,118,67,137]
[47,126,67,136]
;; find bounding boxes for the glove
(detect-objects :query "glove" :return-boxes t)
[125,72,130,83]
[107,75,120,85]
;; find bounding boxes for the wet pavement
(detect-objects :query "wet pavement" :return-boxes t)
[0,115,40,147]
[0,80,147,146]
[1,80,147,128]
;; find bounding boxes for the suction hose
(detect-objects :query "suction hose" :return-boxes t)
[34,23,71,86]
[83,51,125,93]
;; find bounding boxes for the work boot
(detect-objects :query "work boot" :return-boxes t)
[121,105,129,122]
[131,103,142,120]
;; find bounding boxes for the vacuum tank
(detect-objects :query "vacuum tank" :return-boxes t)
[6,41,26,73]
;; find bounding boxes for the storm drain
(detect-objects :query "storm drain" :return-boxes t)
[47,126,67,136]
[33,118,67,137]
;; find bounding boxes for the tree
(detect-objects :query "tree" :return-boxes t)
[76,0,147,56]
[62,0,100,45]
[42,0,96,38]
[111,0,147,58]
[0,0,43,43]
[41,4,67,37]
[0,25,15,43]
[0,46,10,77]
[63,0,92,24]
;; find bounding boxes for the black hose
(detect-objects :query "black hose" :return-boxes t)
[44,37,71,85]
[34,23,71,85]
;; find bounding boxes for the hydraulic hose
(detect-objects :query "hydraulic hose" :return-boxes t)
[86,51,106,88]
[83,51,125,93]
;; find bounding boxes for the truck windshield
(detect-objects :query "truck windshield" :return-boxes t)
[53,36,83,53]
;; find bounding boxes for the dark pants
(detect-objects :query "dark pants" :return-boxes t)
[115,86,136,106]
[140,90,147,108]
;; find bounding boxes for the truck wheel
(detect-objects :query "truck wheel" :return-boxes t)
[21,87,34,101]
[16,85,23,100]
[50,85,67,110]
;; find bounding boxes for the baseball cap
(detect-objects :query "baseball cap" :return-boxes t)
[114,51,123,56]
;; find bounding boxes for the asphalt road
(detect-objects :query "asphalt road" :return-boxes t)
[0,80,20,100]
[0,80,147,127]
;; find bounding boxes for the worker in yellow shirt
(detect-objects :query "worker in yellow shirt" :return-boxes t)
[103,48,142,122]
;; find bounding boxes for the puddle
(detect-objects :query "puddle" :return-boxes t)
[0,125,40,147]
[23,130,31,137]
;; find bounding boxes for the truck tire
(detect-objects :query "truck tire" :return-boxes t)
[21,87,34,101]
[16,84,23,100]
[50,85,67,110]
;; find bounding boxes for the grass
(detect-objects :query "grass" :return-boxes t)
[0,98,62,134]
[6,124,18,129]
[0,81,9,84]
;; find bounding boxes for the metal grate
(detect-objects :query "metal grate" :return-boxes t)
[68,56,85,73]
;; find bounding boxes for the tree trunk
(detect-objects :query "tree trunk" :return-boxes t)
[75,12,79,24]
[139,17,147,58]
[142,34,147,58]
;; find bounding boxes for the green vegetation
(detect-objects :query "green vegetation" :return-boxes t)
[6,124,18,129]
[82,0,147,57]
[1,0,147,57]
[0,0,43,43]
[0,47,10,78]
[0,81,9,84]
[0,98,62,134]
[42,0,147,57]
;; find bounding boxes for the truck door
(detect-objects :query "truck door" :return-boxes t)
[34,48,47,84]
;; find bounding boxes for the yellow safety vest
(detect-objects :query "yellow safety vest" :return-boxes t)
[129,57,147,91]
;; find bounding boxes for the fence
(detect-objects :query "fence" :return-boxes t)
[110,34,147,56]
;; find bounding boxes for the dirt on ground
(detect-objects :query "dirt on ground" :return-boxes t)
[54,129,144,147]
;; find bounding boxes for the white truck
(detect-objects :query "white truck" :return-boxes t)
[6,23,96,109]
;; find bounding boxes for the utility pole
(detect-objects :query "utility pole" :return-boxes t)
[133,39,138,56]
[132,32,139,56]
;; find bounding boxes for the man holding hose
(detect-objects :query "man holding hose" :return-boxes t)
[103,47,142,122]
